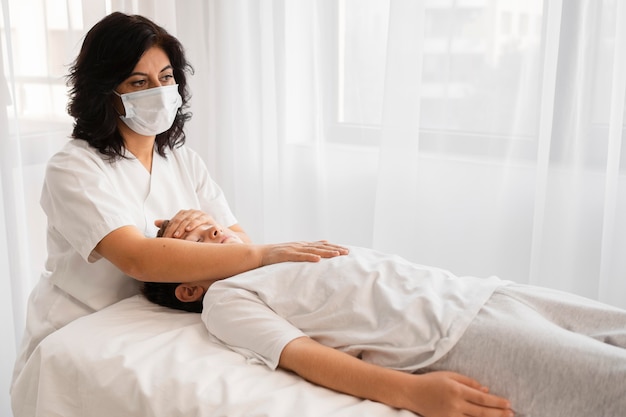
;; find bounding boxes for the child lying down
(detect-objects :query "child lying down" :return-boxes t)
[143,220,626,417]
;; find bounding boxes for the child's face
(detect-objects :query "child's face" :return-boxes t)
[182,223,243,245]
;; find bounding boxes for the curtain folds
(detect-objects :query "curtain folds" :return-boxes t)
[2,0,625,415]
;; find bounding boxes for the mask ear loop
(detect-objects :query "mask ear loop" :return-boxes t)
[157,220,170,237]
[112,90,126,117]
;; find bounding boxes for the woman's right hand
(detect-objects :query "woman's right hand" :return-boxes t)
[155,209,217,238]
[259,241,349,265]
[156,209,252,243]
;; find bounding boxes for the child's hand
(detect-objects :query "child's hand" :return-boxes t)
[403,371,513,417]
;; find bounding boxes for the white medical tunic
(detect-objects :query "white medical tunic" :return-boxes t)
[14,139,237,381]
[203,246,506,372]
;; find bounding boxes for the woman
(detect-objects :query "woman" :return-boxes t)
[11,11,347,389]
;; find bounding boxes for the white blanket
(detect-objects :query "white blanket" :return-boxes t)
[12,295,415,417]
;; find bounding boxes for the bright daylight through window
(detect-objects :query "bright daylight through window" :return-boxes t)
[332,0,544,149]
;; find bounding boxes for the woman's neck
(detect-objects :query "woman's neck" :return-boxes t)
[127,143,154,172]
[121,126,156,172]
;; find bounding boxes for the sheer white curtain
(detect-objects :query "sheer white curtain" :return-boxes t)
[2,0,625,415]
[207,0,626,307]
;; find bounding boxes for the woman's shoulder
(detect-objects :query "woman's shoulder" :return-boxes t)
[45,139,124,178]
[48,139,105,164]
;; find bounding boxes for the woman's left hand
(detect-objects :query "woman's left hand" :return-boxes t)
[155,209,217,238]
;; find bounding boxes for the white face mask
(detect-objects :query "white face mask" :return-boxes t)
[115,84,183,136]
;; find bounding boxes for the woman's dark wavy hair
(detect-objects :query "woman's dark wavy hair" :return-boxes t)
[141,220,204,313]
[66,12,193,159]
[141,281,204,313]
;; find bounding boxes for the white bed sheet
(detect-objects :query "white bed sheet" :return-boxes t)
[12,295,416,417]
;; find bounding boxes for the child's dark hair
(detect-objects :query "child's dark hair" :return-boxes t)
[141,281,203,313]
[140,220,204,313]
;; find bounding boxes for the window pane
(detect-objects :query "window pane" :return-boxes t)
[2,0,83,137]
[337,0,545,139]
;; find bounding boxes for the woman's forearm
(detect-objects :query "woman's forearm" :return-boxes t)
[95,225,347,283]
[96,225,262,282]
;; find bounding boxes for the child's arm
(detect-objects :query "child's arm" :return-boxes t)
[279,336,513,417]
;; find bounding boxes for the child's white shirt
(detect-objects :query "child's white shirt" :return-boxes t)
[202,246,506,371]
